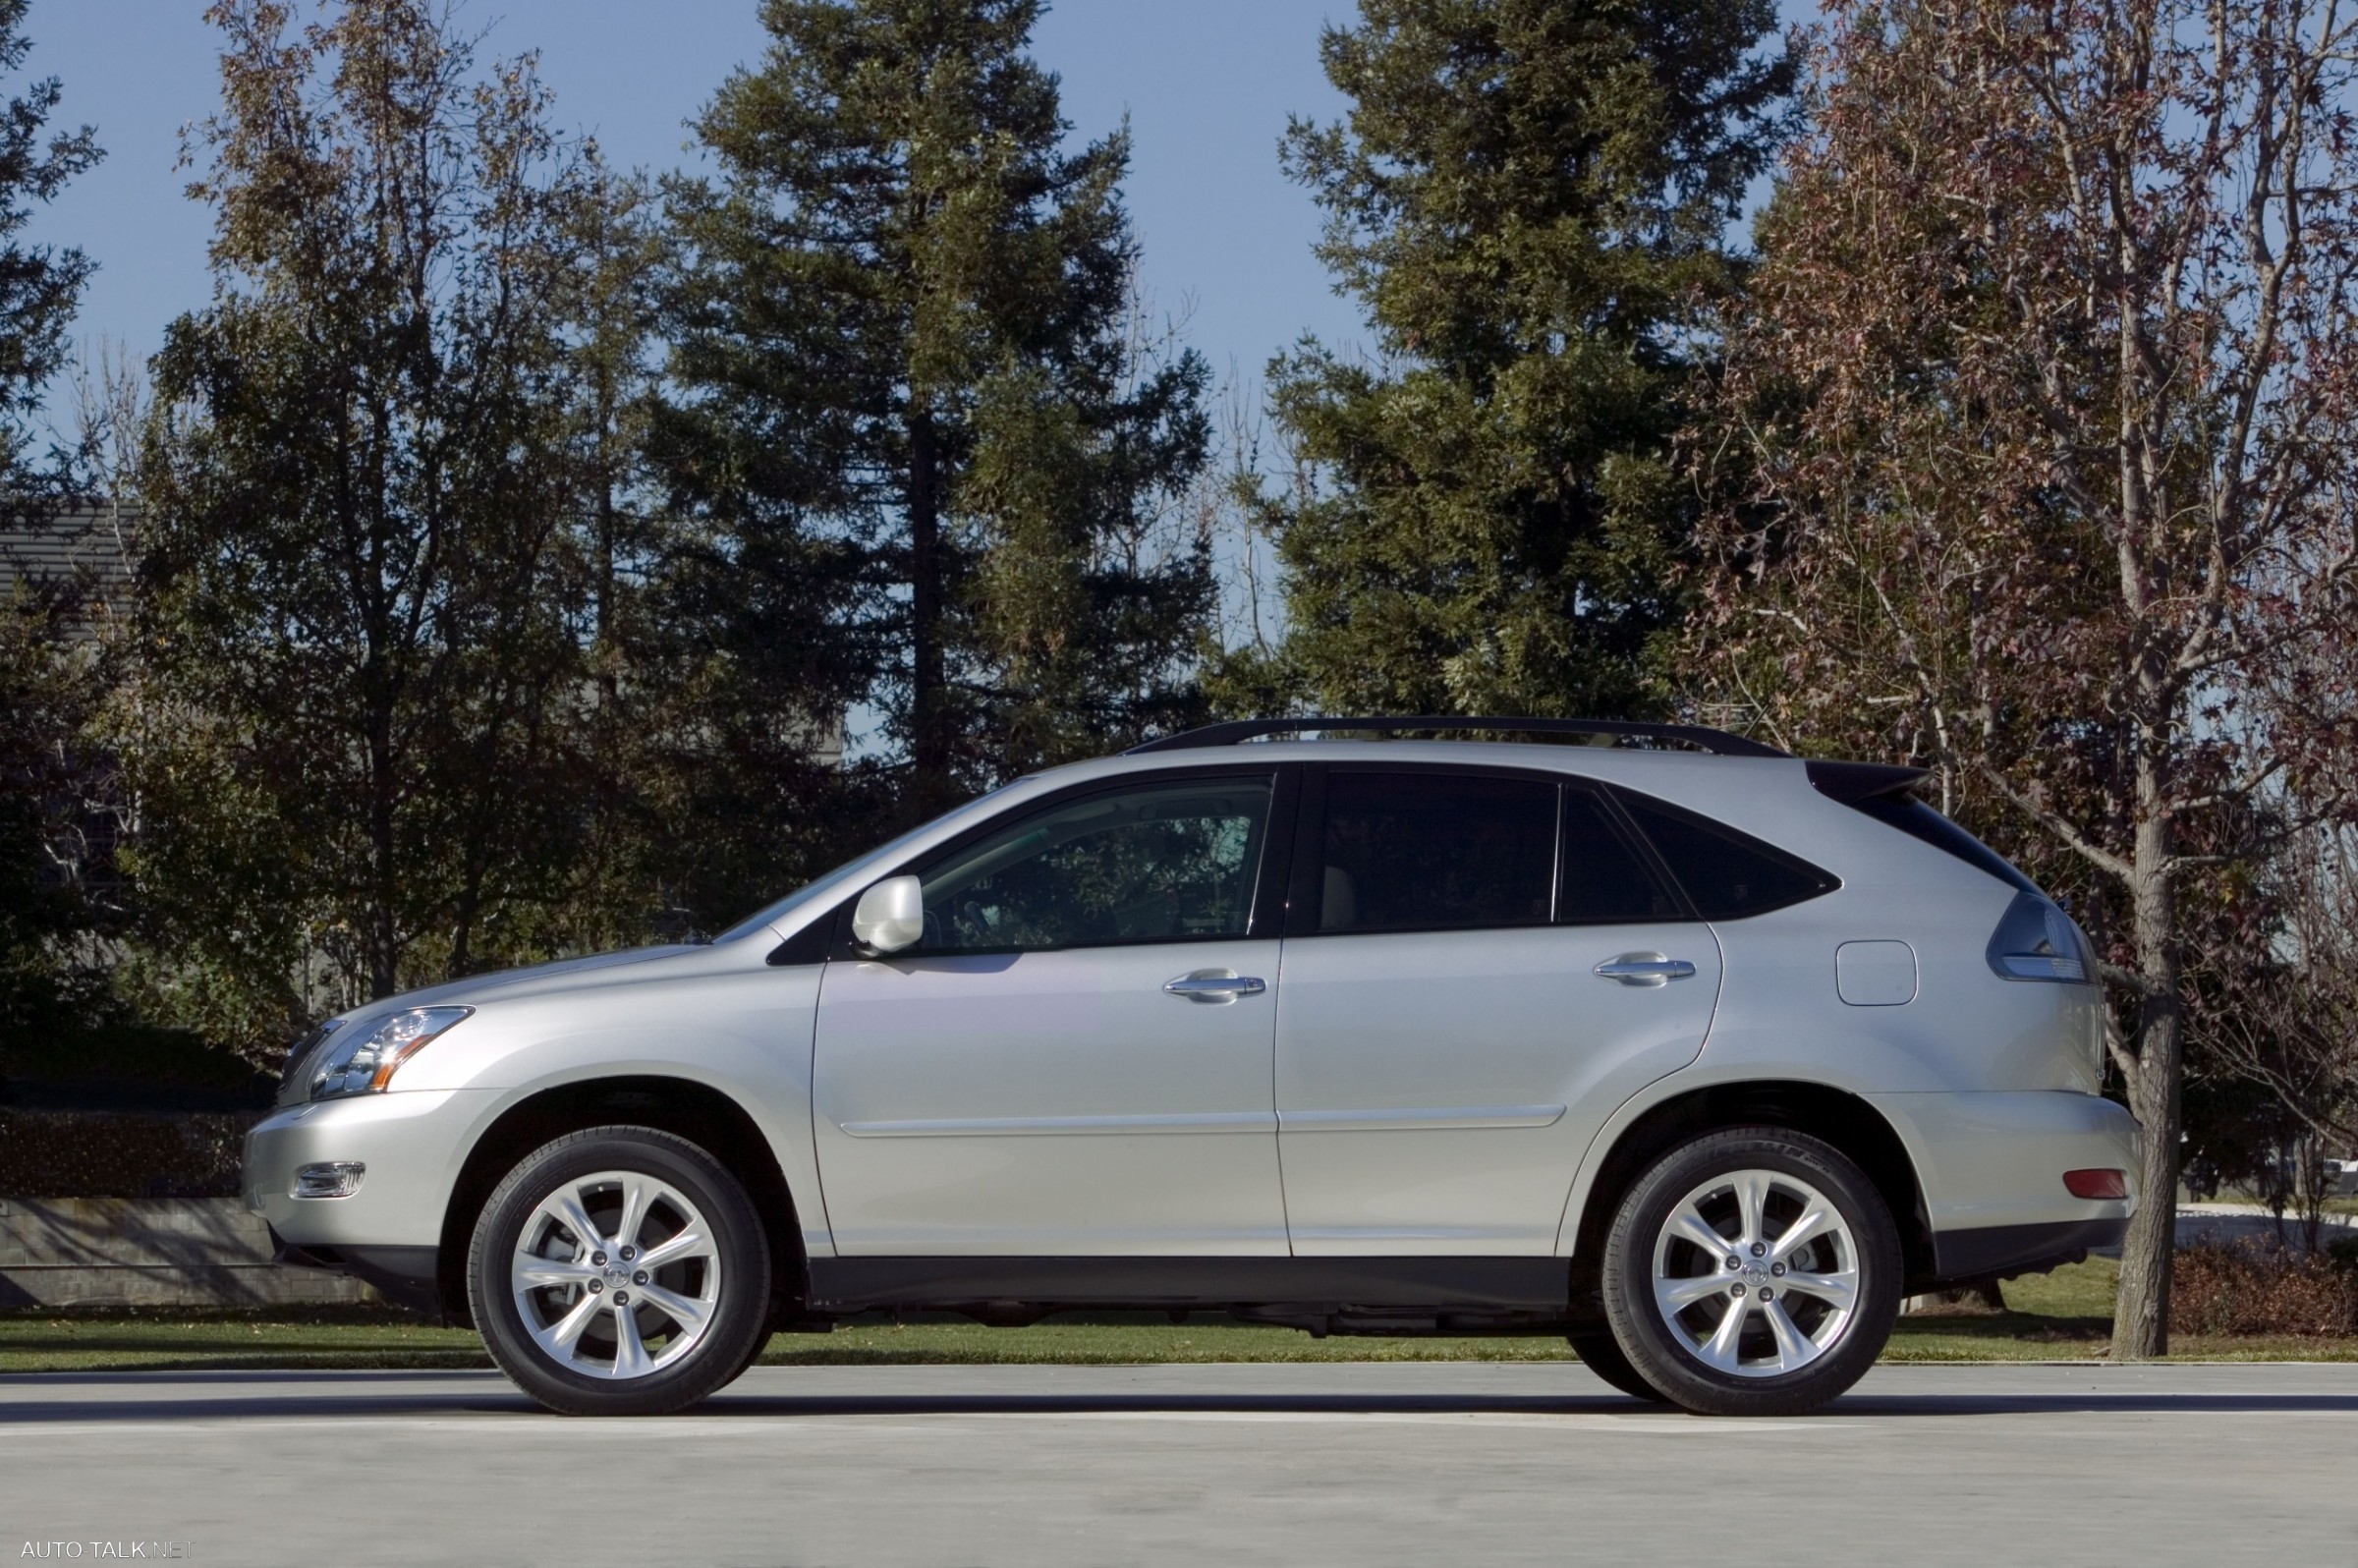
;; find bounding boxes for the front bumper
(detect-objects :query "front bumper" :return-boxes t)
[242,1090,490,1250]
[269,1231,443,1316]
[1866,1090,2141,1284]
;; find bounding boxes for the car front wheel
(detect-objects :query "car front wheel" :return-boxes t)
[469,1126,771,1416]
[1600,1127,1900,1418]
[1566,1328,1668,1402]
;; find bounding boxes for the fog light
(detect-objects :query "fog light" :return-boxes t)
[293,1161,366,1200]
[2063,1168,2127,1201]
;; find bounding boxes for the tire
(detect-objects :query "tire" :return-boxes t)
[1566,1328,1668,1402]
[726,1323,776,1384]
[1600,1127,1900,1418]
[469,1125,771,1417]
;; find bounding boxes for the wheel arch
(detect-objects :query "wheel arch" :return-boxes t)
[1566,1080,1937,1306]
[436,1075,806,1327]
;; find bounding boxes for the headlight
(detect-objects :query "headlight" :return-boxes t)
[309,1006,474,1098]
[279,1018,343,1092]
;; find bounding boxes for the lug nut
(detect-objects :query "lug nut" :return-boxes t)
[1759,1288,1774,1303]
[1770,1262,1786,1276]
[620,1246,636,1261]
[1751,1242,1767,1258]
[633,1270,648,1285]
[1725,1256,1741,1271]
[588,1279,603,1294]
[592,1252,608,1266]
[1730,1283,1746,1298]
[613,1291,630,1306]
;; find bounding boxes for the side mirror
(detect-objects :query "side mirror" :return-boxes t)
[850,874,926,954]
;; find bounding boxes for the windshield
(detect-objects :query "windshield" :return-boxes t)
[710,783,1026,944]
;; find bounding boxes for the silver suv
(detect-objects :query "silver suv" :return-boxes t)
[244,717,2138,1416]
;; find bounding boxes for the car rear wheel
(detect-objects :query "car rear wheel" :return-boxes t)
[1600,1127,1900,1418]
[469,1126,770,1416]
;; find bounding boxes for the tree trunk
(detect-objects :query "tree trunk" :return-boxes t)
[366,718,400,1000]
[907,400,948,807]
[2111,806,2182,1359]
[2296,1138,2325,1257]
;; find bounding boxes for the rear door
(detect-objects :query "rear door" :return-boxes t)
[1272,765,1723,1256]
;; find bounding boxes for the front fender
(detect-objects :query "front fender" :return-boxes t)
[391,961,829,1256]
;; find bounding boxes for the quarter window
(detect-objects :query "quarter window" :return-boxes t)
[1317,771,1556,933]
[917,776,1271,951]
[1615,792,1836,919]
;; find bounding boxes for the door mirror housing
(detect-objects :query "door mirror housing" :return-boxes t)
[851,874,926,954]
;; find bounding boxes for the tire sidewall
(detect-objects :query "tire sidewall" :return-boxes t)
[1602,1128,1900,1417]
[1566,1328,1670,1403]
[470,1126,770,1416]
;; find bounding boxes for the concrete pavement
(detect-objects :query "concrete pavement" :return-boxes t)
[2,1361,2352,1565]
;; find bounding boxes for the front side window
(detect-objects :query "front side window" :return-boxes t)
[917,776,1271,952]
[1317,770,1556,933]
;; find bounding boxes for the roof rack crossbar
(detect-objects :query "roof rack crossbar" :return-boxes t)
[1125,715,1790,758]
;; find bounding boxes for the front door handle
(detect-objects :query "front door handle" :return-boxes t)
[1594,954,1698,986]
[1163,971,1267,1002]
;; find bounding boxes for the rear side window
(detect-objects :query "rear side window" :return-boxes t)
[1318,771,1555,932]
[1615,792,1836,920]
[1559,788,1683,924]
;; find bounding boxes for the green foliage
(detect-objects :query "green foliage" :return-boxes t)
[659,0,1215,815]
[0,0,97,475]
[0,0,106,1041]
[0,588,113,1035]
[1256,0,1792,716]
[124,0,611,1051]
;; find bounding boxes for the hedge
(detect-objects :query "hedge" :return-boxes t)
[2170,1237,2358,1337]
[0,1110,254,1199]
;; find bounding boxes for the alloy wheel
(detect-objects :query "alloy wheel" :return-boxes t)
[1649,1167,1861,1378]
[510,1168,722,1380]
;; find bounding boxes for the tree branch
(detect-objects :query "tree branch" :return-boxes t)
[1976,763,2135,880]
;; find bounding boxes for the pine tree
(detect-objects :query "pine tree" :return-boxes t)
[1261,0,1791,717]
[659,0,1214,813]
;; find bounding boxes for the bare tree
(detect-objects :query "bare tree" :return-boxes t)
[1691,0,2358,1355]
[2201,821,2358,1249]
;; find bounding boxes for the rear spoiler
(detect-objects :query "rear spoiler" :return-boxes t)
[1804,760,1929,804]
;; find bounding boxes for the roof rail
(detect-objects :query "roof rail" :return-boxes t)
[1125,715,1791,758]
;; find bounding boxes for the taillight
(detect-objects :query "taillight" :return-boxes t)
[2063,1168,2128,1200]
[1987,891,2095,982]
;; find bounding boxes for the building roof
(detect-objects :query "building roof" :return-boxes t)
[0,500,138,639]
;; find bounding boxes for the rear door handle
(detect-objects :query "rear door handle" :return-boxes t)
[1594,954,1698,986]
[1163,972,1267,1002]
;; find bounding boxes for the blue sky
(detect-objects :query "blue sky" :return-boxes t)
[23,0,1367,405]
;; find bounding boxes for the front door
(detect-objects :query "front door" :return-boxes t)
[1274,766,1723,1255]
[813,770,1289,1255]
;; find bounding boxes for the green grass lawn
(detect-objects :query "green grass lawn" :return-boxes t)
[4,1258,2353,1373]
